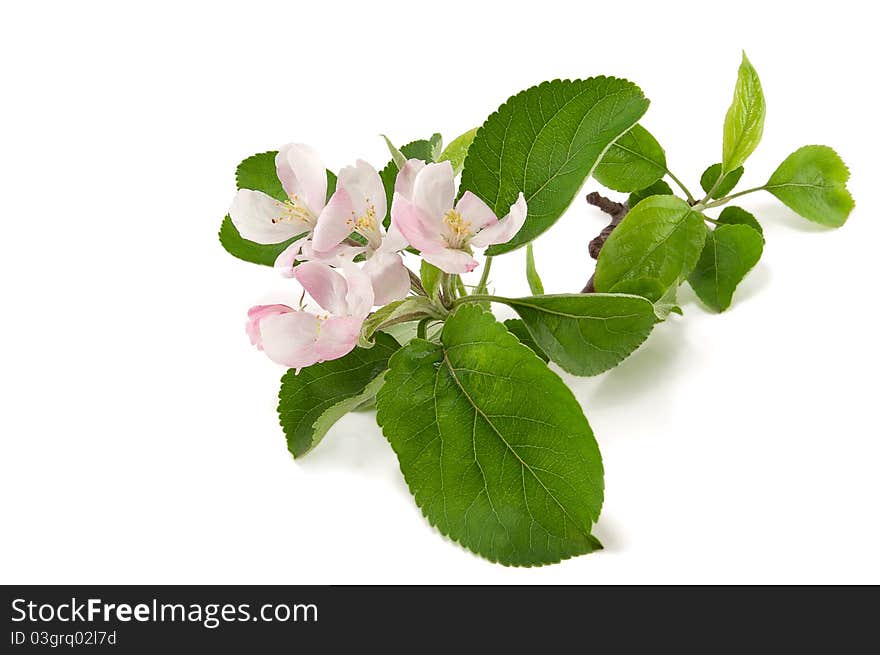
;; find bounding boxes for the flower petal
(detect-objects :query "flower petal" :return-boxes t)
[259,310,323,371]
[381,221,409,253]
[456,191,499,232]
[469,192,527,248]
[339,261,375,318]
[421,247,478,274]
[391,194,443,253]
[229,189,303,244]
[413,161,455,223]
[363,251,410,305]
[275,143,327,216]
[273,236,311,278]
[341,160,387,228]
[315,316,362,362]
[246,304,294,348]
[294,261,349,316]
[394,158,426,200]
[312,187,354,252]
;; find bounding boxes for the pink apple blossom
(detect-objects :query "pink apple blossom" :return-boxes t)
[229,143,327,243]
[247,261,374,372]
[390,161,527,274]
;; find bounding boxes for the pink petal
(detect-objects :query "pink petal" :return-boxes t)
[246,304,294,348]
[363,251,410,305]
[340,160,387,228]
[259,310,323,371]
[312,187,354,252]
[275,143,327,216]
[273,236,311,278]
[456,191,499,232]
[294,261,349,316]
[381,222,409,253]
[470,192,527,248]
[229,189,303,244]
[421,247,478,274]
[412,161,456,223]
[339,261,375,318]
[394,158,426,200]
[315,316,362,362]
[391,194,443,253]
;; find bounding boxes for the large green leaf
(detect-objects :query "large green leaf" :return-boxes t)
[593,124,667,192]
[722,52,766,172]
[688,224,764,312]
[628,179,673,208]
[379,138,437,227]
[376,305,603,566]
[490,294,656,376]
[765,145,854,227]
[594,195,708,292]
[460,77,649,255]
[219,152,336,265]
[277,334,398,457]
[503,318,548,362]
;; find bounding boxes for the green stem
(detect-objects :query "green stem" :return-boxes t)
[474,255,493,294]
[453,293,507,307]
[665,169,695,204]
[702,185,767,209]
[440,273,458,307]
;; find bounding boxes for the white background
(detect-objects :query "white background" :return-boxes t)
[2,1,877,584]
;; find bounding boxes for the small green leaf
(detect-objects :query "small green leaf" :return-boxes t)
[460,77,649,255]
[359,296,442,348]
[717,205,763,236]
[220,152,336,265]
[765,145,854,227]
[700,163,744,198]
[688,224,764,312]
[653,285,683,320]
[381,135,408,170]
[429,133,443,161]
[722,52,766,172]
[278,334,399,457]
[490,294,657,376]
[627,179,674,208]
[503,318,549,362]
[437,127,478,174]
[420,260,442,299]
[379,138,438,227]
[376,305,603,566]
[594,195,708,292]
[525,244,545,295]
[593,124,667,192]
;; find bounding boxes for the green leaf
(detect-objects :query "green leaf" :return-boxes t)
[381,135,407,170]
[376,305,603,566]
[700,163,744,199]
[503,318,549,362]
[717,205,763,236]
[420,260,442,299]
[278,334,399,457]
[594,195,708,292]
[489,294,657,376]
[627,179,674,208]
[722,52,766,172]
[359,296,442,348]
[765,145,854,227]
[220,152,337,265]
[379,138,437,227]
[688,224,764,312]
[429,133,443,161]
[437,127,478,174]
[653,285,683,320]
[460,77,649,255]
[609,277,666,302]
[593,124,667,192]
[525,244,545,295]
